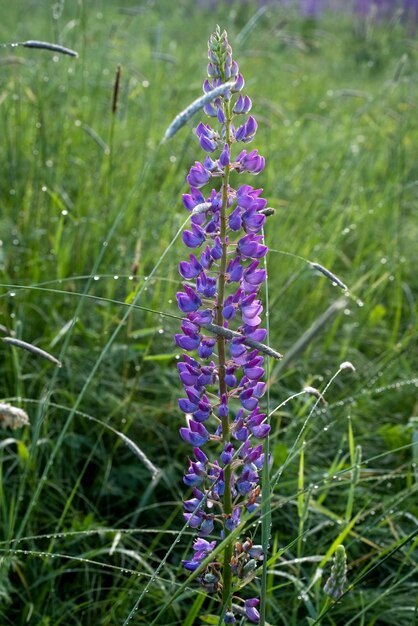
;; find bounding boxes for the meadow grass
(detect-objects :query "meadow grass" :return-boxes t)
[0,1,417,624]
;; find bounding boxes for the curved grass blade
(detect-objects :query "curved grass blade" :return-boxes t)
[2,336,62,367]
[162,81,236,142]
[21,40,78,57]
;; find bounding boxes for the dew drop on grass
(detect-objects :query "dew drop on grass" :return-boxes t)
[113,275,119,280]
[61,209,68,216]
[93,276,100,281]
[102,241,108,247]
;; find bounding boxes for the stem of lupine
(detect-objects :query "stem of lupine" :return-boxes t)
[218,97,233,611]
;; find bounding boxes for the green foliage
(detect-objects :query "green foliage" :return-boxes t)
[0,0,417,624]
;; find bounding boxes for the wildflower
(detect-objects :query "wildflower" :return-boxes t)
[176,26,272,623]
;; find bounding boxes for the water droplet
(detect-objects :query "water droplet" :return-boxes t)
[102,241,108,247]
[93,276,100,281]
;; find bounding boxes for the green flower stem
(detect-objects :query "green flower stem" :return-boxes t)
[216,96,233,611]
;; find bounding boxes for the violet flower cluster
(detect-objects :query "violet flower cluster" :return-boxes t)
[175,27,270,624]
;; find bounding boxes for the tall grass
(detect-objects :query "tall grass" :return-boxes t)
[0,0,417,624]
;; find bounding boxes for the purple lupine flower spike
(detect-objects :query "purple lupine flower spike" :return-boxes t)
[176,26,272,624]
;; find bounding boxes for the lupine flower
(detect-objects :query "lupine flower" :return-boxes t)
[176,26,271,623]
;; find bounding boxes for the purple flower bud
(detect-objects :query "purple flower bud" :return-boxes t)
[242,208,266,234]
[225,366,237,387]
[220,442,234,464]
[243,326,267,341]
[199,517,214,536]
[225,506,241,531]
[179,397,199,414]
[235,115,258,143]
[219,143,230,167]
[237,234,268,259]
[232,72,245,92]
[175,333,200,352]
[183,495,203,513]
[240,389,258,411]
[226,257,243,282]
[203,155,217,171]
[176,285,202,313]
[182,223,206,248]
[207,62,220,77]
[244,365,264,381]
[240,294,263,327]
[244,598,260,623]
[193,395,212,422]
[177,362,198,386]
[198,337,216,359]
[233,94,252,114]
[187,162,211,188]
[217,107,226,124]
[237,149,265,175]
[228,206,242,231]
[183,472,203,487]
[189,308,213,325]
[210,236,223,260]
[196,271,217,297]
[244,444,263,464]
[230,338,247,360]
[182,559,201,571]
[203,101,217,117]
[218,394,229,418]
[194,447,208,464]
[224,611,236,624]
[222,299,236,321]
[179,254,203,280]
[183,512,202,528]
[243,261,266,288]
[180,420,210,447]
[200,135,217,152]
[200,245,213,269]
[250,423,271,438]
